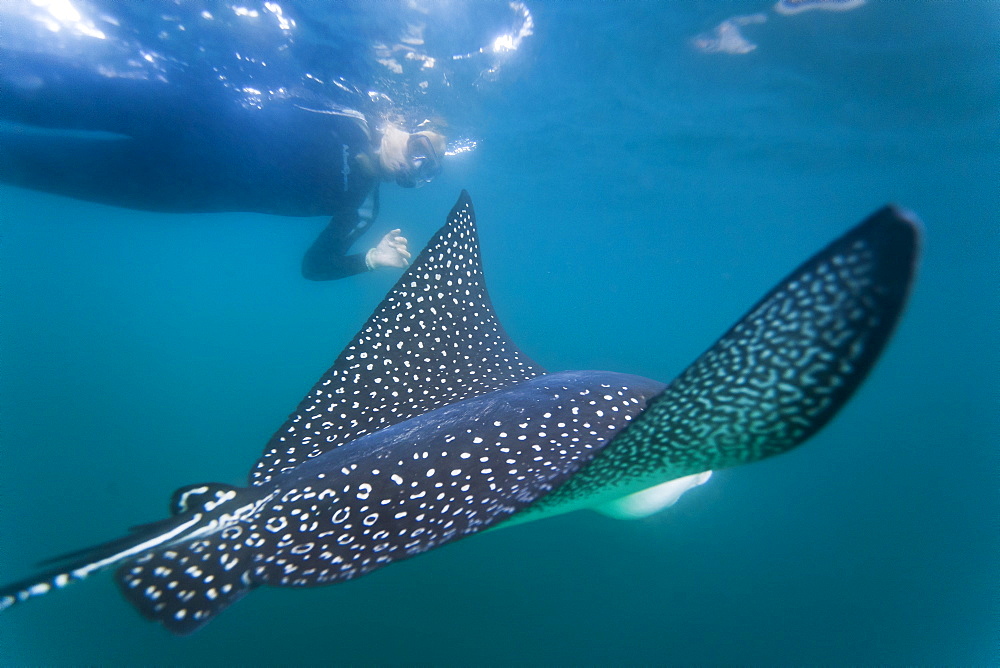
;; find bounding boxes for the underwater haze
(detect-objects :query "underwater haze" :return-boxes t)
[1,0,997,664]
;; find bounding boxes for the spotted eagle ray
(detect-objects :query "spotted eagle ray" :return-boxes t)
[0,191,918,633]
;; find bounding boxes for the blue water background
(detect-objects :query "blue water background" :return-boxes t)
[1,1,997,664]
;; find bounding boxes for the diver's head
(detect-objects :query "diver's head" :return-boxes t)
[378,126,445,188]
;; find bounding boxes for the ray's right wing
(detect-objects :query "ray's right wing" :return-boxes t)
[535,205,920,509]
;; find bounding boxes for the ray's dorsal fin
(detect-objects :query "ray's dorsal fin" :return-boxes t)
[531,205,920,511]
[251,191,545,485]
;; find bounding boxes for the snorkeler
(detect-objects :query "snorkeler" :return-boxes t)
[0,50,445,281]
[299,125,446,280]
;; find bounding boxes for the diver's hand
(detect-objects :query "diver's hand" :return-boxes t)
[365,229,411,270]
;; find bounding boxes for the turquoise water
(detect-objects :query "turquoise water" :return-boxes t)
[1,1,997,664]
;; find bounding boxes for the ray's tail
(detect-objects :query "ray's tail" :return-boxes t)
[1,482,262,633]
[540,205,921,502]
[0,513,207,613]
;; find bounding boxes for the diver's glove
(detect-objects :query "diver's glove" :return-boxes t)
[365,229,411,270]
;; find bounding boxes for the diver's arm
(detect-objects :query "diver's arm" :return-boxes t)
[301,209,372,281]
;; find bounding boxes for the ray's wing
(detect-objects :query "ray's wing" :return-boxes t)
[251,191,545,485]
[534,205,920,509]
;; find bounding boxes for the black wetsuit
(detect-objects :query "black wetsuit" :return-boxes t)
[0,53,380,281]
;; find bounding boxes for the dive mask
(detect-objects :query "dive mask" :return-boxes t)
[396,133,442,188]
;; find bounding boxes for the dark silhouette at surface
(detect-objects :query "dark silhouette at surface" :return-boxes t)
[0,52,442,280]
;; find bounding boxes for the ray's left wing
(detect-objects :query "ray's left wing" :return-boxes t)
[251,192,545,485]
